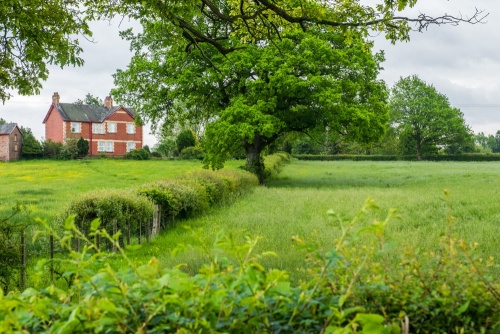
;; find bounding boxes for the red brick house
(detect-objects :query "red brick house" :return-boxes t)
[43,92,143,156]
[0,123,23,161]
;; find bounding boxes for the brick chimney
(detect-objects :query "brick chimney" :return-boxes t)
[104,96,113,109]
[52,92,60,106]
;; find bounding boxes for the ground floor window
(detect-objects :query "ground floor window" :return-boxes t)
[127,141,135,152]
[98,141,114,153]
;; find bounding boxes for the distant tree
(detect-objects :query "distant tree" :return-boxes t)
[0,118,6,125]
[176,129,197,153]
[74,93,103,106]
[154,138,176,157]
[390,75,473,160]
[19,127,43,159]
[77,137,89,156]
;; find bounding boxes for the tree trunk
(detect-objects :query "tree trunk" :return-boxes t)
[245,135,266,185]
[416,141,422,161]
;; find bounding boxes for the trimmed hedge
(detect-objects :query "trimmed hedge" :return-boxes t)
[294,153,500,161]
[264,152,291,179]
[60,189,154,237]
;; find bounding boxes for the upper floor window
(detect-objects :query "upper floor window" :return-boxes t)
[92,123,105,134]
[126,123,135,134]
[14,134,17,142]
[71,122,81,133]
[107,122,117,133]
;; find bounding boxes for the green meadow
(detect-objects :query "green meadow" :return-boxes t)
[1,159,499,278]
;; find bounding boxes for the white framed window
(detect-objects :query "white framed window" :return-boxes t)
[71,122,81,133]
[107,122,117,133]
[98,141,105,152]
[92,123,105,134]
[127,141,136,152]
[126,123,136,134]
[106,141,114,152]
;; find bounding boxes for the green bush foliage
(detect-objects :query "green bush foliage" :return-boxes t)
[264,152,291,179]
[138,179,209,220]
[124,148,151,160]
[2,201,498,333]
[178,146,204,160]
[176,129,197,153]
[61,189,154,238]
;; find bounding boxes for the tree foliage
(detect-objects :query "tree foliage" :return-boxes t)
[0,0,91,102]
[91,0,486,57]
[389,75,473,160]
[113,25,388,183]
[20,127,43,158]
[74,93,103,106]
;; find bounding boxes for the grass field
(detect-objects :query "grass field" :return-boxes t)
[0,158,243,221]
[120,160,500,279]
[2,158,499,281]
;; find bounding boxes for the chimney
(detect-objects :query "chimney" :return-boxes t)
[104,96,113,109]
[52,92,60,106]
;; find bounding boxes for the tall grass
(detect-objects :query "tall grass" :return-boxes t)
[125,160,500,280]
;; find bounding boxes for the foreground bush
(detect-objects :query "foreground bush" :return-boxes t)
[264,152,291,179]
[1,200,498,333]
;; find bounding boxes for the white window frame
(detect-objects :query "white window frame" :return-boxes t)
[71,122,81,133]
[92,123,105,134]
[98,141,105,152]
[106,141,114,152]
[127,141,136,152]
[126,123,136,134]
[107,122,117,133]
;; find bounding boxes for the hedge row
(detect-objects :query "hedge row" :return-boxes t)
[294,153,500,161]
[264,152,291,178]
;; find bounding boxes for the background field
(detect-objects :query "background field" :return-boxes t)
[119,160,500,279]
[2,159,499,280]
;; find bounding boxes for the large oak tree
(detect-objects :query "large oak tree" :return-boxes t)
[112,25,389,183]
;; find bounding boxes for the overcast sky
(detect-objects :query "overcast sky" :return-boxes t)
[0,0,498,147]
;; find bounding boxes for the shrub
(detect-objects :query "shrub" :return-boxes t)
[60,189,154,243]
[178,146,204,160]
[124,148,151,160]
[76,137,89,157]
[138,179,209,220]
[294,153,500,162]
[42,139,63,158]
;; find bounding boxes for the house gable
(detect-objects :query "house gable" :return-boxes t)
[0,123,23,161]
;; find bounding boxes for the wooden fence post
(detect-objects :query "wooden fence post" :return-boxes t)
[112,219,117,253]
[146,219,150,243]
[50,234,54,283]
[138,220,142,245]
[20,229,26,290]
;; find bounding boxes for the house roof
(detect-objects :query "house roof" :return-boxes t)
[44,103,136,123]
[0,123,17,135]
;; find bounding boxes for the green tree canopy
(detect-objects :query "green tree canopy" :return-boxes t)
[389,75,473,160]
[20,127,43,158]
[113,26,389,183]
[0,0,91,102]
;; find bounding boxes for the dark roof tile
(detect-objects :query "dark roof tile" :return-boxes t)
[56,103,136,122]
[0,123,17,134]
